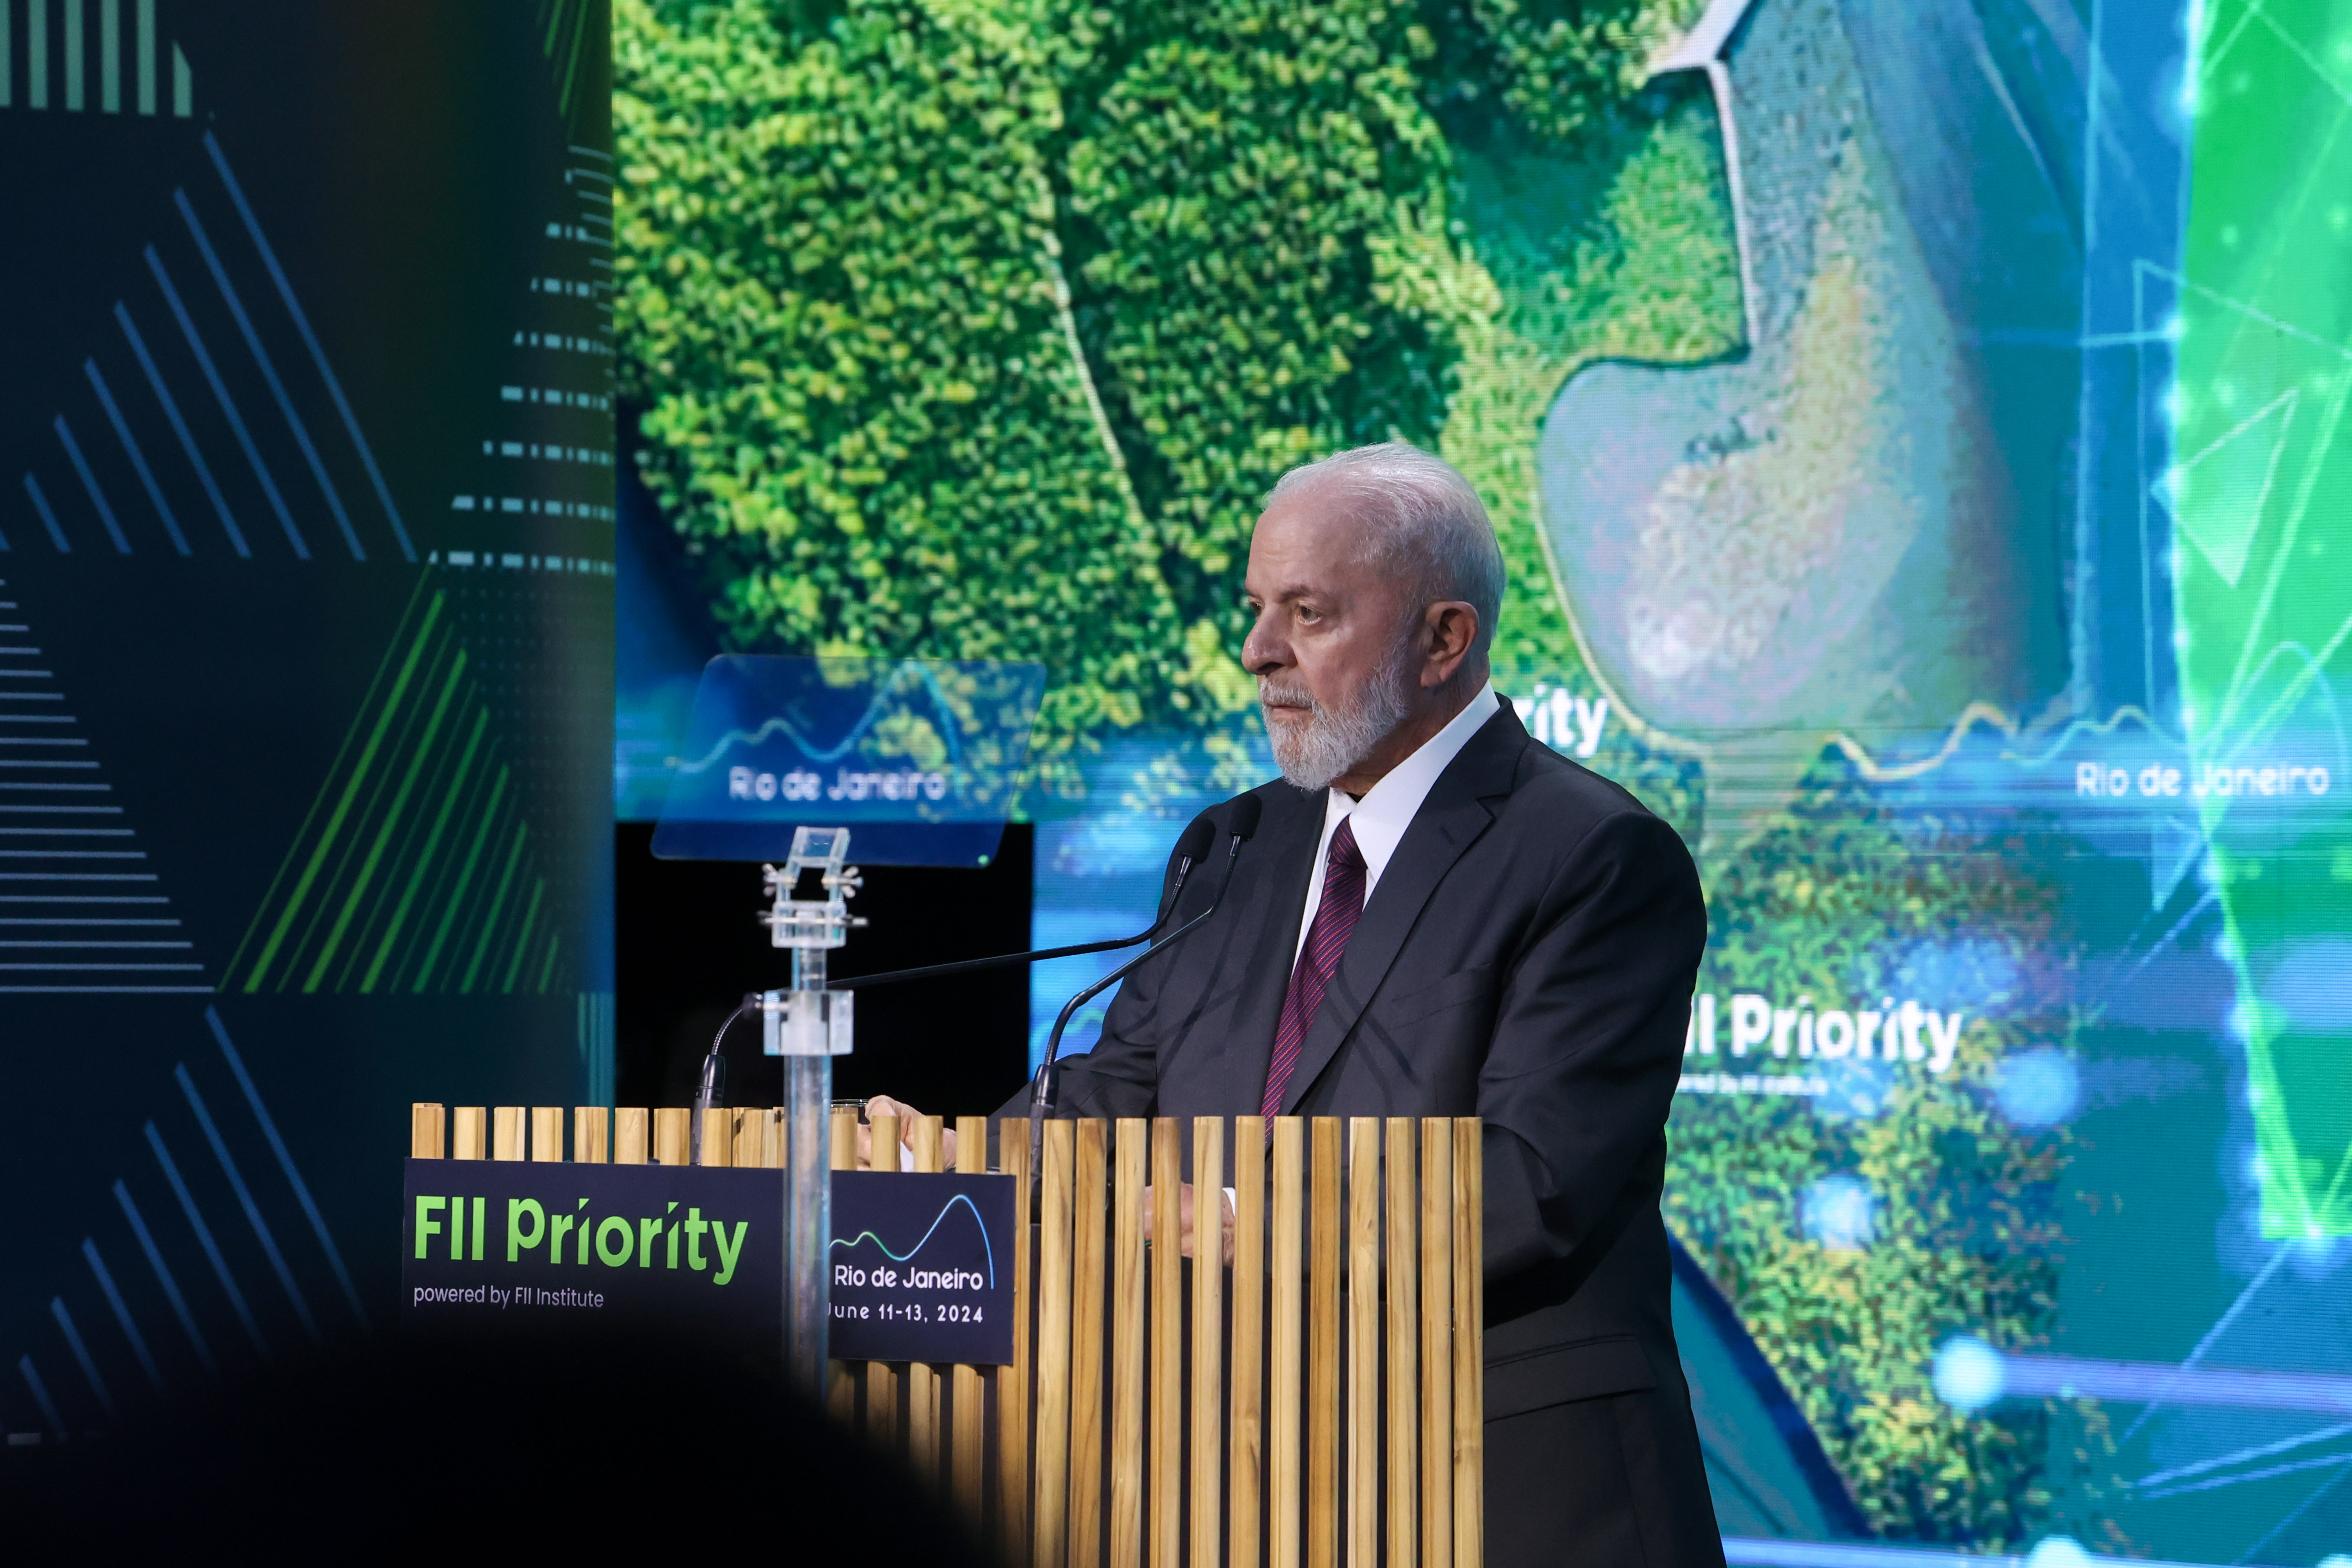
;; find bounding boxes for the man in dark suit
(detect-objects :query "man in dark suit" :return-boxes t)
[878,443,1722,1565]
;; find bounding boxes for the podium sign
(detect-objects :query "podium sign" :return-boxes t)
[828,1172,1015,1363]
[400,1160,1015,1366]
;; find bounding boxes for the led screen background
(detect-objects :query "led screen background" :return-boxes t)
[611,0,2352,1559]
[0,0,617,1438]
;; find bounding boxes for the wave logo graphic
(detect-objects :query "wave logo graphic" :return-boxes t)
[830,1192,997,1289]
[672,661,971,779]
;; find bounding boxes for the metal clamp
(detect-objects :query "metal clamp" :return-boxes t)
[760,825,867,952]
[759,987,853,1058]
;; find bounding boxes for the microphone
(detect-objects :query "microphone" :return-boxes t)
[688,994,759,1165]
[686,818,1221,1165]
[1026,795,1261,1184]
[826,817,1218,992]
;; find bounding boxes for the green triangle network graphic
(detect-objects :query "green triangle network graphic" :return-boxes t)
[222,579,570,996]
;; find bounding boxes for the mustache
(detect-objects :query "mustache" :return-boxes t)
[1257,678,1315,711]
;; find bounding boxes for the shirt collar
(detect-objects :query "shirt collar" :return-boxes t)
[1321,682,1501,894]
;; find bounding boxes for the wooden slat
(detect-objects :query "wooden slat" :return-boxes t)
[1071,1119,1109,1568]
[452,1107,486,1161]
[1307,1118,1340,1568]
[1419,1120,1453,1568]
[698,1108,732,1168]
[1111,1119,1148,1568]
[865,1359,899,1451]
[1269,1118,1305,1568]
[1452,1117,1483,1568]
[653,1107,689,1168]
[1346,1119,1381,1568]
[410,1103,444,1159]
[1230,1116,1267,1568]
[531,1107,563,1162]
[1149,1119,1182,1568]
[952,1115,990,1530]
[1037,1119,1076,1568]
[613,1108,647,1165]
[829,1109,858,1428]
[492,1106,525,1161]
[999,1124,1035,1567]
[733,1107,764,1170]
[1190,1118,1224,1568]
[867,1108,900,1455]
[573,1106,609,1164]
[912,1111,946,1175]
[1384,1120,1418,1568]
[910,1114,945,1486]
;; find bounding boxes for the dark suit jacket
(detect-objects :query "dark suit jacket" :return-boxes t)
[1037,702,1724,1567]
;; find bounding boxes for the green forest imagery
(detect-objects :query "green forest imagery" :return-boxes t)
[614,0,2104,1545]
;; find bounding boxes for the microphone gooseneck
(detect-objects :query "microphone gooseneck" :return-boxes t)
[1027,796,1261,1184]
[828,818,1217,993]
[688,994,759,1165]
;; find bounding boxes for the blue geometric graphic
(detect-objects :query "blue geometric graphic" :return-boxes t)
[113,302,247,555]
[143,1119,267,1363]
[19,473,66,552]
[51,416,129,553]
[111,1178,215,1375]
[47,1296,113,1418]
[141,241,307,559]
[6,1005,364,1437]
[174,187,363,560]
[0,575,203,995]
[81,1238,164,1394]
[15,139,416,563]
[83,358,191,555]
[203,132,415,562]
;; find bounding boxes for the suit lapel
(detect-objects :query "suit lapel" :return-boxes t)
[1277,705,1528,1114]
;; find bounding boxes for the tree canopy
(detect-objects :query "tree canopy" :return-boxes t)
[613,0,1687,783]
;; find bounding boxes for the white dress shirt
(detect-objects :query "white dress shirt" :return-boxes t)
[1290,683,1503,966]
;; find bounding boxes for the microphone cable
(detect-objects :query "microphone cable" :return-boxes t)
[688,994,759,1165]
[827,818,1217,993]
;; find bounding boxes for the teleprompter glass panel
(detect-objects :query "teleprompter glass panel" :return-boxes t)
[650,657,1046,866]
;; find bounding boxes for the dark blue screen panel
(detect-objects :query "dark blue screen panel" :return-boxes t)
[0,0,614,1436]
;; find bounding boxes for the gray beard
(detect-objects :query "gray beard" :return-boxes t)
[1259,639,1419,792]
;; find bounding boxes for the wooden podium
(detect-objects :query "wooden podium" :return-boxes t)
[839,1112,1484,1568]
[408,1105,1482,1567]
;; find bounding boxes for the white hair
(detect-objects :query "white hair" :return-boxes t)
[1266,443,1507,657]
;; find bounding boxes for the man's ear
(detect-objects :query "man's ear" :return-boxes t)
[1420,601,1478,687]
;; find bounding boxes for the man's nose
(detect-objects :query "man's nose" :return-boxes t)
[1241,612,1287,677]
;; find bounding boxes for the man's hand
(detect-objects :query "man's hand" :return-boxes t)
[1140,1181,1235,1265]
[853,1095,957,1170]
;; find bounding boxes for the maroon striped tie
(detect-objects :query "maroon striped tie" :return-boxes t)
[1262,817,1366,1120]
